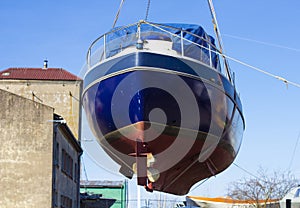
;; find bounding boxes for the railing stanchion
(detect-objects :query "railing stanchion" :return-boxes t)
[209,44,212,67]
[87,49,91,69]
[103,34,107,60]
[181,30,184,57]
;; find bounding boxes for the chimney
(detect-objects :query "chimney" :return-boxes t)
[43,59,48,69]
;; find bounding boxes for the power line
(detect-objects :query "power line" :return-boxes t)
[223,34,300,53]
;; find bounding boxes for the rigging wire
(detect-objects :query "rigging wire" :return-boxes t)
[189,177,210,193]
[81,143,109,172]
[223,53,300,88]
[232,162,259,179]
[221,33,300,88]
[81,154,90,192]
[81,154,89,181]
[82,137,133,175]
[112,0,125,28]
[288,129,300,170]
[190,162,279,193]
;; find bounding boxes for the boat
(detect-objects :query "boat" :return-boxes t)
[186,196,279,208]
[280,186,300,208]
[185,186,300,207]
[82,2,245,195]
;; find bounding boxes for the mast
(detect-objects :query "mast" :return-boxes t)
[207,0,232,83]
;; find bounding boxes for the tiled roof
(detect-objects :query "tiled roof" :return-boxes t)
[0,67,82,81]
[80,180,125,188]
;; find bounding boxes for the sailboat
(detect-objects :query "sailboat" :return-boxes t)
[82,0,245,195]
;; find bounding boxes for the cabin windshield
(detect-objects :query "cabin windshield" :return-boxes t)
[87,21,224,74]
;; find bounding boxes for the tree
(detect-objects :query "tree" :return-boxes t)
[227,168,299,208]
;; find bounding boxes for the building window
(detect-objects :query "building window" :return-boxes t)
[54,190,58,207]
[54,142,59,167]
[61,149,73,179]
[74,163,78,183]
[61,195,72,208]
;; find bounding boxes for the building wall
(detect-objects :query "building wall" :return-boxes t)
[53,123,82,208]
[0,79,82,139]
[0,89,54,208]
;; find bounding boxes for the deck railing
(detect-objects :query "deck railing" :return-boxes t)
[86,20,223,74]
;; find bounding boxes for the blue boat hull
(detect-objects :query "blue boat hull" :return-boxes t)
[83,52,244,195]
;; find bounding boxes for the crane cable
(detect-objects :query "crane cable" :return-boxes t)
[206,0,300,88]
[207,0,232,83]
[112,0,125,28]
[113,0,151,28]
[145,0,151,21]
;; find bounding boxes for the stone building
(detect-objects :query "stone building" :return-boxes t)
[0,63,82,139]
[0,89,82,208]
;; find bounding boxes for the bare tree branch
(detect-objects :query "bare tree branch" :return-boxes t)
[227,168,299,208]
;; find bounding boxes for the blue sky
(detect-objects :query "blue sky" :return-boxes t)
[2,0,300,201]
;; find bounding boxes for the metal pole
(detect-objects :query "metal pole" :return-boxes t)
[137,185,141,208]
